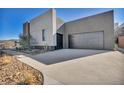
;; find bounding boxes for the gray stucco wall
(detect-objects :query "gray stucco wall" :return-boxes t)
[30,9,65,48]
[64,11,114,50]
[30,9,56,46]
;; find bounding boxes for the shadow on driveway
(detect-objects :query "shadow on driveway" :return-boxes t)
[28,49,109,65]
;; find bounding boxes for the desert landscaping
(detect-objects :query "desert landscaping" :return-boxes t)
[0,52,44,85]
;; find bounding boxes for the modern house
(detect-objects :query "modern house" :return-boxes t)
[23,9,114,50]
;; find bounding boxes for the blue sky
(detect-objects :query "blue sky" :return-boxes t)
[0,8,124,40]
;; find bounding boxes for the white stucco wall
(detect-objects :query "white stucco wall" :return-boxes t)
[30,9,56,46]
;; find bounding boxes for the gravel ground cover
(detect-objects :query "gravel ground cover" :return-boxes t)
[0,54,44,85]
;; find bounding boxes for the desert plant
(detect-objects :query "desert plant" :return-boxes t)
[0,55,13,65]
[43,43,48,52]
[19,34,31,50]
[17,70,43,85]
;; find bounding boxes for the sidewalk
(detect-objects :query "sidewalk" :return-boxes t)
[16,55,62,85]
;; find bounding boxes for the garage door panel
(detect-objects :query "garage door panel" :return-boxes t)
[69,31,104,49]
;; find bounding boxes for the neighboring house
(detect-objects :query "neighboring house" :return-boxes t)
[23,9,114,50]
[115,23,124,38]
[115,23,124,48]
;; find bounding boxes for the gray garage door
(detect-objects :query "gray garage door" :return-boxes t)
[69,31,104,49]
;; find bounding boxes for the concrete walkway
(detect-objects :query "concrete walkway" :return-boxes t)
[16,55,62,85]
[16,49,124,85]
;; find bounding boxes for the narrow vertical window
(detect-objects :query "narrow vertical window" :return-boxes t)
[42,29,45,41]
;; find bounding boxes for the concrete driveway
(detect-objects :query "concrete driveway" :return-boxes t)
[43,51,124,84]
[30,49,108,65]
[16,49,124,85]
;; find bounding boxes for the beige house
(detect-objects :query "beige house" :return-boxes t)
[23,9,114,50]
[118,36,124,48]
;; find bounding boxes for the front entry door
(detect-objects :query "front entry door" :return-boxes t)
[56,33,63,49]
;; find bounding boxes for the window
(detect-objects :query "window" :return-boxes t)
[42,29,45,41]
